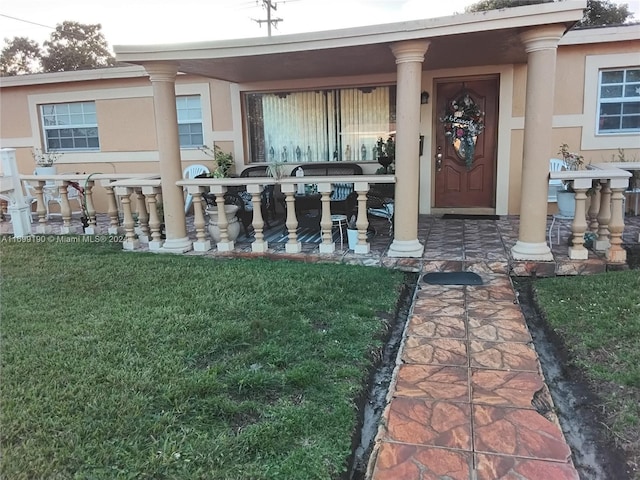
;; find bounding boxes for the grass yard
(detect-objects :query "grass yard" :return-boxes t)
[0,240,405,480]
[534,270,640,476]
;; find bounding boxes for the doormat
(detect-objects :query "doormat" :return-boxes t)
[441,214,500,220]
[422,272,484,285]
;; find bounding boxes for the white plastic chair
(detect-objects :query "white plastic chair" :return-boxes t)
[45,174,84,218]
[183,164,210,214]
[22,169,78,219]
[548,158,568,202]
[21,180,38,222]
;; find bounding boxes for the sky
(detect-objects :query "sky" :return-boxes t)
[0,0,638,50]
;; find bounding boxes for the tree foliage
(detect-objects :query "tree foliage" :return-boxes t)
[0,37,41,76]
[1,21,115,76]
[465,0,634,26]
[465,0,553,11]
[578,0,633,26]
[41,21,115,72]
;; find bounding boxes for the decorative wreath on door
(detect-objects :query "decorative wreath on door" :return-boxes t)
[440,91,485,170]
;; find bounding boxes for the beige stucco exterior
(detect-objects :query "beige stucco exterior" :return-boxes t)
[0,3,638,234]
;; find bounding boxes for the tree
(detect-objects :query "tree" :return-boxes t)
[465,0,634,27]
[465,0,554,12]
[0,37,42,76]
[578,0,633,27]
[40,21,115,73]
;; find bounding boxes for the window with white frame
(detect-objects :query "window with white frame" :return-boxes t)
[41,101,99,151]
[597,67,640,134]
[176,95,203,147]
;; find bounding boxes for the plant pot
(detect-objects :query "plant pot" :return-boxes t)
[206,205,241,242]
[35,166,57,177]
[556,190,575,218]
[347,228,358,250]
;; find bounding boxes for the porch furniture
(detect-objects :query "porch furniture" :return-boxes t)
[625,188,640,216]
[548,213,574,247]
[20,181,37,222]
[290,162,363,217]
[183,164,210,214]
[331,214,348,250]
[294,192,322,229]
[44,173,84,218]
[239,165,277,226]
[368,200,394,235]
[548,158,568,202]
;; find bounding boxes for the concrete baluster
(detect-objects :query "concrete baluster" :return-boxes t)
[135,189,150,242]
[606,186,627,263]
[59,181,73,234]
[104,184,121,234]
[116,187,139,250]
[247,184,268,253]
[83,180,98,234]
[595,180,611,252]
[568,183,589,260]
[354,181,371,254]
[281,183,301,253]
[143,186,164,251]
[587,182,600,234]
[33,181,48,233]
[191,188,211,252]
[318,182,334,254]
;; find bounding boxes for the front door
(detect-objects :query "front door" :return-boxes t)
[434,77,498,208]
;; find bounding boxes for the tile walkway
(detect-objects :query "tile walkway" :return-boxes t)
[2,212,639,479]
[366,270,579,480]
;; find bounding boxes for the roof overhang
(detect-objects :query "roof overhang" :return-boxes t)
[113,1,587,83]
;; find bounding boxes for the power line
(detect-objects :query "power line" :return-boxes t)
[0,13,55,31]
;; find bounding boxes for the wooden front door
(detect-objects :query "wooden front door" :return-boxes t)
[434,78,498,208]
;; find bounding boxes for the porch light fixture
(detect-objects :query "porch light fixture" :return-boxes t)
[420,91,429,104]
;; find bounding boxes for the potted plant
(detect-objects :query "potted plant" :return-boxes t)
[375,136,395,174]
[200,145,235,178]
[198,146,241,241]
[346,215,359,251]
[556,144,584,218]
[32,147,62,175]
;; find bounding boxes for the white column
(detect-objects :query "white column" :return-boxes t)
[144,62,192,253]
[511,25,565,261]
[388,40,430,258]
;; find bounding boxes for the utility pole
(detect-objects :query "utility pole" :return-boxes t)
[254,0,282,37]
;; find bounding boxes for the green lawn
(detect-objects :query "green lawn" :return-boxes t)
[0,239,405,480]
[534,270,640,474]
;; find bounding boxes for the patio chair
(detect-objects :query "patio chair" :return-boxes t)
[239,165,278,227]
[367,199,394,235]
[183,164,210,214]
[44,174,84,218]
[21,180,38,222]
[548,157,567,202]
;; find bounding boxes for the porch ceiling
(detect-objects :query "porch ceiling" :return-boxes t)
[140,30,528,83]
[114,1,585,83]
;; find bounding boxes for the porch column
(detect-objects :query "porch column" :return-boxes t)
[388,40,430,258]
[511,25,566,261]
[144,61,192,253]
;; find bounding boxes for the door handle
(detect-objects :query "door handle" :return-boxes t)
[436,154,442,172]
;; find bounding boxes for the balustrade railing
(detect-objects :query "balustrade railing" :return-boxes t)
[20,173,159,236]
[176,175,395,255]
[18,170,396,256]
[549,165,632,263]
